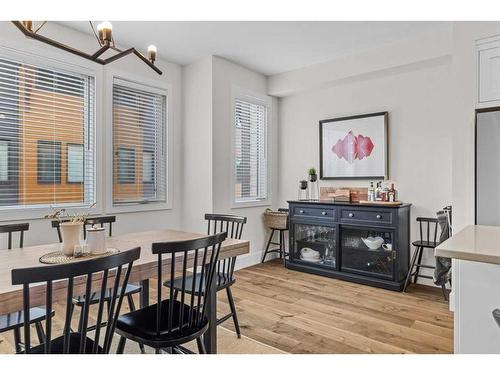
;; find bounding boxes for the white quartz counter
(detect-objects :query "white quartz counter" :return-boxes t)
[435,225,500,264]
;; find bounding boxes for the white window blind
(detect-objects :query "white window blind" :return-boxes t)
[234,97,268,203]
[112,80,167,205]
[0,57,95,209]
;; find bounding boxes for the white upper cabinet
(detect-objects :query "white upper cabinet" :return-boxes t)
[478,37,500,104]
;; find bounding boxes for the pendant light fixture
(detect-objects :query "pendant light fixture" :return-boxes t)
[12,21,162,75]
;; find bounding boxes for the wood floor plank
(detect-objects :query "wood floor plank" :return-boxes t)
[221,259,454,353]
[0,259,453,354]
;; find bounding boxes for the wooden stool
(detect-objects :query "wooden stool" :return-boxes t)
[261,208,289,264]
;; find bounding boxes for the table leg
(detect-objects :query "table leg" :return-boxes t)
[204,275,217,354]
[140,279,150,308]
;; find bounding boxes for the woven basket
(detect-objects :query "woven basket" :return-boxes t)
[263,209,288,230]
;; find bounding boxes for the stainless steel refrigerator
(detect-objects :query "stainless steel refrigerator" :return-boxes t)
[476,107,500,225]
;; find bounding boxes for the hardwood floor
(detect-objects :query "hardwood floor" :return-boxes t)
[217,259,453,354]
[0,258,453,354]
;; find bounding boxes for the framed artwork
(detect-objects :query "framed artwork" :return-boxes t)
[319,112,388,179]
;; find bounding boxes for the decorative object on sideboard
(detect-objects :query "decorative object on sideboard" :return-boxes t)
[308,168,320,200]
[11,21,162,75]
[319,112,388,179]
[319,187,367,202]
[298,180,309,200]
[361,236,385,250]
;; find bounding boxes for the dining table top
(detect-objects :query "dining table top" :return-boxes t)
[0,228,250,315]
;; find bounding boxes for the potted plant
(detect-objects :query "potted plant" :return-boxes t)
[45,203,95,256]
[308,168,318,182]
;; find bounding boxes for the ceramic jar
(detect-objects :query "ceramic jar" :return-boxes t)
[87,226,106,254]
[60,222,82,256]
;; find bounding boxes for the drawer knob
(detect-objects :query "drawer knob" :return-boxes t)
[322,211,327,216]
[376,214,382,219]
[299,210,305,214]
[348,213,354,218]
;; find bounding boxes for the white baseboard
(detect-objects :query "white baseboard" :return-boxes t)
[234,249,279,270]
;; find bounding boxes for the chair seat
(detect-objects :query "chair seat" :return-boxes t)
[27,333,101,354]
[164,272,235,295]
[412,240,438,249]
[0,307,51,333]
[116,299,208,346]
[72,283,141,306]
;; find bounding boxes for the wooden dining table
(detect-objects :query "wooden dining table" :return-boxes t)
[0,228,250,354]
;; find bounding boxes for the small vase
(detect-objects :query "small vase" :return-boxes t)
[60,222,82,256]
[309,174,318,182]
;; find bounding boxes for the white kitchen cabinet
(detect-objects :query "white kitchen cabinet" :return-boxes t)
[478,37,500,104]
[479,45,500,103]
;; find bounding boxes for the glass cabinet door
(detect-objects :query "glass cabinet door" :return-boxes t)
[292,223,337,268]
[340,226,395,279]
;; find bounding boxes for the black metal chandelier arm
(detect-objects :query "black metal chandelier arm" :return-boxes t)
[91,45,110,59]
[12,21,106,64]
[33,21,47,34]
[11,21,162,75]
[89,21,103,47]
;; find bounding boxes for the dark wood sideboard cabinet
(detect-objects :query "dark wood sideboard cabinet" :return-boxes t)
[287,201,411,291]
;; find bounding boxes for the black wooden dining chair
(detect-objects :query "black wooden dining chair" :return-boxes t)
[403,216,448,300]
[164,214,246,338]
[11,247,141,354]
[50,217,144,353]
[115,232,226,354]
[0,223,54,353]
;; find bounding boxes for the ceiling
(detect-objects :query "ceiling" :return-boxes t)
[59,21,451,76]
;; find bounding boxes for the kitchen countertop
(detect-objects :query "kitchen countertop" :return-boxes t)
[435,225,500,265]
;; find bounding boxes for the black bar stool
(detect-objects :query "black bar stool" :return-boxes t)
[0,223,54,353]
[262,208,289,263]
[403,217,448,300]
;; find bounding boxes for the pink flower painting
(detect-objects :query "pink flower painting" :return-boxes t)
[331,130,375,164]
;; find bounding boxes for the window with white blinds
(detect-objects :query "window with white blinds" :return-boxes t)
[0,57,95,209]
[234,97,268,203]
[112,80,167,205]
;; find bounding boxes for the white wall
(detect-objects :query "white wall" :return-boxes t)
[181,56,214,234]
[275,33,454,284]
[0,21,184,248]
[212,56,279,267]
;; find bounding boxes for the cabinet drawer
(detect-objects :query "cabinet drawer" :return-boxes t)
[292,206,335,219]
[339,208,393,225]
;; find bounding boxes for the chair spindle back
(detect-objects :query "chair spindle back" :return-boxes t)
[416,217,439,245]
[0,223,29,249]
[205,214,246,280]
[152,232,226,339]
[11,247,140,354]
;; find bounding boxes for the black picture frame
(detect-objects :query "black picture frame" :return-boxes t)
[319,111,389,180]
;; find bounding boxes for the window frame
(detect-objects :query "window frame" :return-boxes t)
[230,86,273,208]
[37,140,62,185]
[117,147,136,184]
[0,44,102,221]
[66,143,84,184]
[0,139,9,184]
[105,72,172,214]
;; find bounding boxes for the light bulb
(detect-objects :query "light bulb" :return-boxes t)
[147,45,157,63]
[97,21,113,45]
